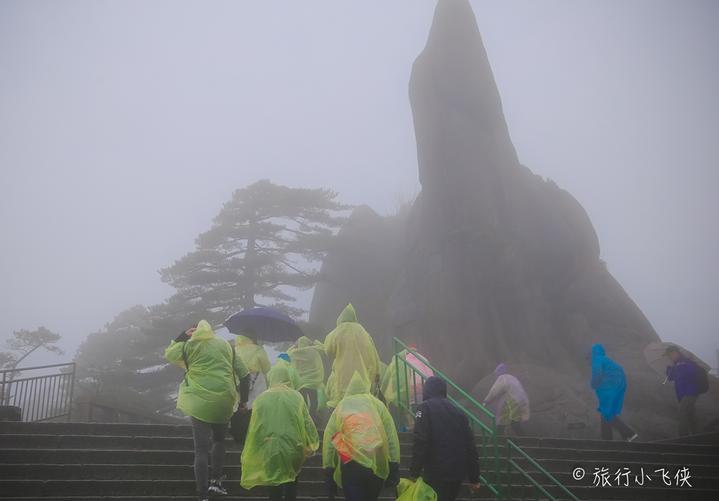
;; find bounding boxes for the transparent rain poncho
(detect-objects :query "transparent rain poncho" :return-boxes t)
[235,335,271,378]
[165,320,249,424]
[322,372,400,486]
[240,365,319,489]
[288,336,325,391]
[324,304,381,407]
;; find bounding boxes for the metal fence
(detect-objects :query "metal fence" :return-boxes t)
[0,362,75,422]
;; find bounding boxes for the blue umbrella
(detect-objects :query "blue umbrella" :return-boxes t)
[224,307,304,343]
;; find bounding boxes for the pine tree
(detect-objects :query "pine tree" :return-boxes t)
[160,180,349,319]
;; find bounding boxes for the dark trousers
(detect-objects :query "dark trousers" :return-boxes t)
[425,480,462,501]
[600,415,634,441]
[341,461,384,501]
[678,395,698,436]
[190,417,227,498]
[497,421,525,436]
[269,479,298,501]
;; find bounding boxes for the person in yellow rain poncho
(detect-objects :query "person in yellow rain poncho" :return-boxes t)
[288,336,325,418]
[165,320,250,501]
[241,364,319,501]
[322,372,400,501]
[276,353,302,390]
[324,304,381,408]
[235,331,271,402]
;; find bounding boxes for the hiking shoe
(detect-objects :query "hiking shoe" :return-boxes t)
[209,479,228,496]
[627,433,639,442]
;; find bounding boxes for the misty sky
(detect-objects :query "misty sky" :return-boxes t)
[1,0,717,368]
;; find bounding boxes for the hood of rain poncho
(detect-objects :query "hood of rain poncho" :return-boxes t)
[345,371,371,396]
[324,306,381,407]
[494,363,508,376]
[322,372,400,486]
[191,320,215,341]
[274,358,302,390]
[397,478,438,501]
[267,365,292,387]
[296,336,313,348]
[590,343,627,421]
[423,376,447,401]
[235,335,271,375]
[240,369,319,489]
[288,336,325,391]
[336,303,358,325]
[164,320,248,424]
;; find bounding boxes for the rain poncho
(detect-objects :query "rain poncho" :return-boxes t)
[324,304,381,407]
[396,478,437,501]
[483,365,530,426]
[288,336,325,391]
[275,357,302,390]
[235,335,271,379]
[240,365,319,489]
[590,344,627,421]
[165,320,249,424]
[322,372,400,486]
[382,350,434,406]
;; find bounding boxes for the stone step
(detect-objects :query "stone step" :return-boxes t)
[5,422,716,456]
[0,480,715,501]
[1,442,715,472]
[2,464,717,490]
[510,436,719,456]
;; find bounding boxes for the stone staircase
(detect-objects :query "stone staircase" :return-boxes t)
[1,422,717,500]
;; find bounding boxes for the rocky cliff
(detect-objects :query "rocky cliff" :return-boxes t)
[310,0,710,437]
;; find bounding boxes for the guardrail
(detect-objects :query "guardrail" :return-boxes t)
[392,338,580,501]
[0,362,75,422]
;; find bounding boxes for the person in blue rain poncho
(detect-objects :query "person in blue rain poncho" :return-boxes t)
[589,343,638,442]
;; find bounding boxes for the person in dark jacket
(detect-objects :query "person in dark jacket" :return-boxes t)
[665,345,702,436]
[410,377,481,501]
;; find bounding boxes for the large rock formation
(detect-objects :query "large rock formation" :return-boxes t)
[311,0,716,437]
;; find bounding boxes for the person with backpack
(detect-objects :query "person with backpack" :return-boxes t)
[165,320,250,501]
[665,345,707,436]
[323,372,400,501]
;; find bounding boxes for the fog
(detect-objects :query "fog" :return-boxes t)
[1,0,717,368]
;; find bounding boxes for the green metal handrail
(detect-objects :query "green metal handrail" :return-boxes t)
[392,337,580,501]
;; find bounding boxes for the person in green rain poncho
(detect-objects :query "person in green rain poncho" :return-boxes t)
[235,331,272,398]
[324,304,381,408]
[241,364,319,501]
[322,372,400,501]
[276,353,302,390]
[288,336,325,418]
[165,320,250,501]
